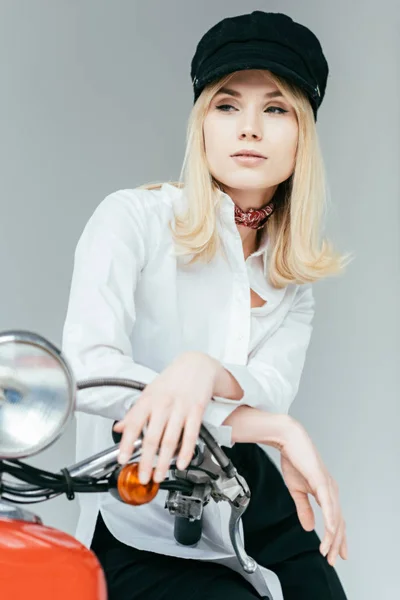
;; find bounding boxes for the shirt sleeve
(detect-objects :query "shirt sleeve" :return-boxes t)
[62,189,235,446]
[62,190,159,421]
[202,283,316,428]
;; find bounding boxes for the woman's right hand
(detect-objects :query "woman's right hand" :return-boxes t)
[113,351,223,484]
[222,406,347,567]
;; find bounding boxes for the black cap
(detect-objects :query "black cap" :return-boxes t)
[190,11,329,121]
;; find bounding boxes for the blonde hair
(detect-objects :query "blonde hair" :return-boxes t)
[139,70,350,288]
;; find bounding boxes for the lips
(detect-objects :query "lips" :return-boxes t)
[231,150,266,158]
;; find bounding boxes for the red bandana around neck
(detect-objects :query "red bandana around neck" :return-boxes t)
[234,200,276,230]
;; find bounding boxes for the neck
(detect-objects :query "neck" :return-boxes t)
[218,183,277,258]
[222,184,278,212]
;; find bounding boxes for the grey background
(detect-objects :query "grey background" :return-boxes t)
[1,1,399,598]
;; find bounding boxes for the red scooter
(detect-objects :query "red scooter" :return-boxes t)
[0,330,273,599]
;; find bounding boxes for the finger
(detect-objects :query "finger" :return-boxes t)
[325,478,341,560]
[177,405,203,469]
[327,518,345,567]
[117,404,149,464]
[290,490,315,531]
[316,484,336,557]
[339,530,348,560]
[154,409,186,483]
[138,409,169,484]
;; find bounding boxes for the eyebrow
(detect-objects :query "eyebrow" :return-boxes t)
[215,87,284,99]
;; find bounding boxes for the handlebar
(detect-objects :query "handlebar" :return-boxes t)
[0,374,274,599]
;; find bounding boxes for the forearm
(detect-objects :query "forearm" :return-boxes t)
[221,404,292,447]
[208,361,288,448]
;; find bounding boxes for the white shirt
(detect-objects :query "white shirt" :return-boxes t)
[62,182,315,600]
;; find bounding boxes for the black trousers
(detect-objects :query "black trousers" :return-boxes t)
[90,443,348,600]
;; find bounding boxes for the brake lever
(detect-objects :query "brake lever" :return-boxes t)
[199,463,272,600]
[226,477,255,573]
[228,486,273,599]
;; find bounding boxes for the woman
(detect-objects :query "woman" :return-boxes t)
[62,10,349,600]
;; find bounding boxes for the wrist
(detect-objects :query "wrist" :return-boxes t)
[261,413,295,449]
[173,351,230,395]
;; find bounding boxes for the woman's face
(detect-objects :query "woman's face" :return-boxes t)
[203,70,298,196]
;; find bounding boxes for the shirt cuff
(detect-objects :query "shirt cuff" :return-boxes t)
[222,362,268,405]
[202,399,242,448]
[221,362,287,414]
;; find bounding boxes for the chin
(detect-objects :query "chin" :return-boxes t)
[221,175,276,192]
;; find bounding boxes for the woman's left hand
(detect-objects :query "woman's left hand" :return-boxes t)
[279,425,348,567]
[223,406,348,567]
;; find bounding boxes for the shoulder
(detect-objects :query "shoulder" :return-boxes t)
[91,183,181,223]
[82,183,184,239]
[73,184,184,265]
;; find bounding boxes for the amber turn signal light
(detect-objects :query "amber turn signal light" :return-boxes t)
[117,463,160,505]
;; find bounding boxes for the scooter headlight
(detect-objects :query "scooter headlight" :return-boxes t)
[0,330,75,459]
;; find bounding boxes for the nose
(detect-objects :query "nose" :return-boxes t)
[238,109,263,141]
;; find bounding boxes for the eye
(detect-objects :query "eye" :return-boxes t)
[215,104,237,112]
[215,104,288,114]
[265,106,288,114]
